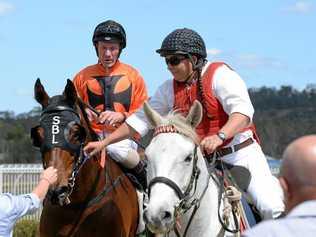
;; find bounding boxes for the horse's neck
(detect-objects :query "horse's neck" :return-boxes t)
[179,150,222,237]
[69,105,111,202]
[68,156,104,202]
[71,152,127,204]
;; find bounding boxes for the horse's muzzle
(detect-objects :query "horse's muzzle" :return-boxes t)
[48,186,70,206]
[143,207,174,234]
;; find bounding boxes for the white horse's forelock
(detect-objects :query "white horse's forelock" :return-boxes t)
[161,111,200,145]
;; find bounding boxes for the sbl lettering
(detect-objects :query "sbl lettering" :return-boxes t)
[52,116,60,144]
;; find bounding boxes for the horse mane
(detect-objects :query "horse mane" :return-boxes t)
[76,99,99,142]
[162,111,200,145]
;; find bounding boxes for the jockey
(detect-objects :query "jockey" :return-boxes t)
[73,20,148,190]
[84,28,284,219]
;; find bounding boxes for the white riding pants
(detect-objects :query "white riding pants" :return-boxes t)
[98,132,138,163]
[221,141,284,219]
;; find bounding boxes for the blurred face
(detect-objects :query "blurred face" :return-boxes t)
[164,54,194,82]
[97,41,120,68]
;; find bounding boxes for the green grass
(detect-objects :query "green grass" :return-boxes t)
[13,219,39,237]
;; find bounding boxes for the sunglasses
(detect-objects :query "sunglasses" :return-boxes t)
[165,55,188,66]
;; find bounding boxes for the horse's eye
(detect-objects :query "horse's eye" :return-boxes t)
[184,155,193,162]
[68,125,86,144]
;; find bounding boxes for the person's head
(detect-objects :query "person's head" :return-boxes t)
[279,135,316,213]
[156,28,207,82]
[92,20,126,68]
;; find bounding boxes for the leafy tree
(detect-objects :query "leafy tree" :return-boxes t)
[1,85,316,163]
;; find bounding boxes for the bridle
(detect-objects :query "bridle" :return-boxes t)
[148,145,200,206]
[33,104,90,205]
[147,125,209,237]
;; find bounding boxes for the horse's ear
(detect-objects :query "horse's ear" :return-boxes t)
[30,125,44,147]
[143,101,162,127]
[63,79,77,106]
[185,100,203,128]
[34,78,49,108]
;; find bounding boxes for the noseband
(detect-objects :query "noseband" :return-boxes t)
[148,145,200,206]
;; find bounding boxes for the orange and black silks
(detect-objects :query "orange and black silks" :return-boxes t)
[73,61,148,134]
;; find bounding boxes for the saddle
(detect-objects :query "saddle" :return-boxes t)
[214,161,251,192]
[113,155,147,192]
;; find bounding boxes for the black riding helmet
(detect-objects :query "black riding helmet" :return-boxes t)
[92,20,126,56]
[156,28,207,59]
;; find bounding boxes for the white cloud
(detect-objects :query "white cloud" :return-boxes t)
[207,49,287,71]
[206,48,287,70]
[283,1,313,14]
[235,54,286,70]
[15,88,32,97]
[0,1,14,15]
[207,48,222,56]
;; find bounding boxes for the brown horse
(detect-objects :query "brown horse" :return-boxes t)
[31,79,138,237]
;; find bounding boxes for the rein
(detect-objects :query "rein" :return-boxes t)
[207,154,241,234]
[78,98,146,150]
[216,160,241,234]
[63,143,90,205]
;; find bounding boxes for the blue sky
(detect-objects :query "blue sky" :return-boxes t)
[0,1,315,114]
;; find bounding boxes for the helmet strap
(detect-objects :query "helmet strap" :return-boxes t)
[174,54,200,84]
[187,54,205,71]
[94,43,99,57]
[179,70,198,85]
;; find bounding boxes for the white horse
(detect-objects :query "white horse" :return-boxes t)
[142,100,241,237]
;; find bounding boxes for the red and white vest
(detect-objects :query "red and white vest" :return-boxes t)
[173,62,259,146]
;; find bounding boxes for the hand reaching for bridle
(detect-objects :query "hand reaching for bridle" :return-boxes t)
[84,140,107,157]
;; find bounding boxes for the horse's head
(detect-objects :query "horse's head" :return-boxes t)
[31,79,94,206]
[143,100,204,234]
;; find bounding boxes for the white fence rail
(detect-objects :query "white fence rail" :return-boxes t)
[0,164,43,220]
[0,158,280,222]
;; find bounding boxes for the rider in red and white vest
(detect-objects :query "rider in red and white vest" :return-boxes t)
[173,61,259,146]
[84,28,284,220]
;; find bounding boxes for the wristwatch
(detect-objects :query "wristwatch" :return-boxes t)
[217,131,226,142]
